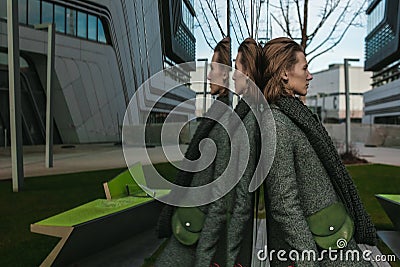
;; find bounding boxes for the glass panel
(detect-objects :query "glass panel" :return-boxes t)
[28,0,40,26]
[18,0,27,24]
[77,11,87,38]
[97,18,106,43]
[367,0,386,34]
[0,52,29,68]
[182,2,194,34]
[88,14,97,41]
[54,5,65,33]
[0,0,7,19]
[41,1,53,24]
[66,8,76,36]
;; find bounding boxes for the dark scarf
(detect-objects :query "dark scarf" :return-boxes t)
[275,96,377,246]
[156,95,254,238]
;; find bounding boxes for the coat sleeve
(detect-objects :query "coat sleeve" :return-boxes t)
[266,120,319,267]
[225,116,257,267]
[194,127,231,267]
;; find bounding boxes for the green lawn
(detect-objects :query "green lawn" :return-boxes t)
[0,162,177,267]
[348,164,400,230]
[0,163,398,266]
[348,164,400,267]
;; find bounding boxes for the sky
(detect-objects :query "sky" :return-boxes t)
[194,1,368,73]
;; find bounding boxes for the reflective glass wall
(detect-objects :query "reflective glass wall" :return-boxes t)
[0,0,108,44]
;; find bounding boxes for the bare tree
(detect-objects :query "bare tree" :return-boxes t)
[195,0,263,48]
[196,0,367,64]
[270,0,367,63]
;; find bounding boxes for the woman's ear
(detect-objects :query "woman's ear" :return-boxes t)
[222,70,228,80]
[281,70,288,81]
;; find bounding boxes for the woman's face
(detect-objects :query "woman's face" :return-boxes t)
[207,51,227,95]
[232,52,248,95]
[283,51,313,96]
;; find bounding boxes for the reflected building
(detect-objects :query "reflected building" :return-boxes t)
[363,0,400,125]
[0,0,196,144]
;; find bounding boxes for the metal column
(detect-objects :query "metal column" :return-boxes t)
[7,0,24,191]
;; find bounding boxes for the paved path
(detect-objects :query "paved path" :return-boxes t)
[354,142,400,167]
[1,142,399,181]
[0,143,187,180]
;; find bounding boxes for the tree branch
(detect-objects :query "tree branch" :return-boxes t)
[279,0,293,39]
[306,0,350,56]
[231,0,245,40]
[308,0,366,63]
[308,0,340,42]
[205,0,226,37]
[230,17,241,45]
[236,0,251,36]
[271,13,288,36]
[255,0,263,40]
[198,0,219,44]
[194,17,214,50]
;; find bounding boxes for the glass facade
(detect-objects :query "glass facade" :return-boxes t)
[66,8,76,36]
[19,0,27,24]
[88,14,97,41]
[28,0,40,26]
[77,11,87,38]
[98,18,106,43]
[0,0,6,19]
[182,2,194,34]
[367,0,386,34]
[0,0,108,44]
[54,5,65,33]
[41,1,53,24]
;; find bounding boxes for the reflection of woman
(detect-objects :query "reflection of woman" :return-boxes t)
[262,37,376,266]
[155,37,232,267]
[194,38,264,267]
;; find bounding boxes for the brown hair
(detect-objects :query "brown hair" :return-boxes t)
[262,37,304,103]
[237,38,263,89]
[214,37,231,67]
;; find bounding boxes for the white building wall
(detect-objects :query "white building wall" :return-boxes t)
[362,78,400,124]
[306,64,372,121]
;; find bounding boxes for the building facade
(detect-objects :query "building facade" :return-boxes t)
[363,0,400,125]
[306,64,372,123]
[0,0,196,145]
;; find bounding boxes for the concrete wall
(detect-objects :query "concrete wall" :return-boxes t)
[307,64,372,120]
[324,123,400,147]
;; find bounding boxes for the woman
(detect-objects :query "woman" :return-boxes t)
[261,37,376,266]
[194,38,265,267]
[155,37,232,267]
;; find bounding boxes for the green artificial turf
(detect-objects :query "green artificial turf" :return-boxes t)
[36,197,153,227]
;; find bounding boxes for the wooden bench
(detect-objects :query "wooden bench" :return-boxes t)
[375,194,400,260]
[30,162,170,266]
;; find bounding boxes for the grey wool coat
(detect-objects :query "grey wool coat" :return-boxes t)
[263,106,372,267]
[155,107,258,267]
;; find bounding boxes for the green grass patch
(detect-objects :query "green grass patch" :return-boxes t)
[0,163,178,267]
[347,164,400,230]
[348,164,400,267]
